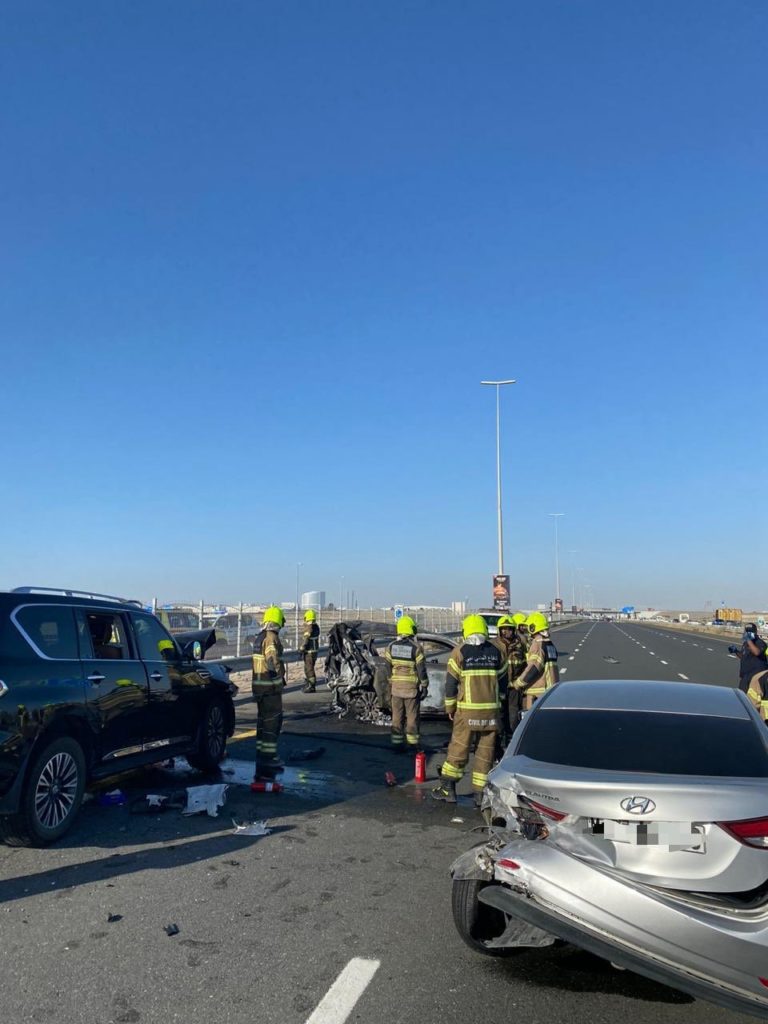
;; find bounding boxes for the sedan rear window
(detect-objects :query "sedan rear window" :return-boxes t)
[518,709,768,777]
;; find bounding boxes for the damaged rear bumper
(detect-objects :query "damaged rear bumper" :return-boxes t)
[479,883,768,1020]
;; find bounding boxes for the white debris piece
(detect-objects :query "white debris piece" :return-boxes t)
[231,818,271,837]
[183,784,228,817]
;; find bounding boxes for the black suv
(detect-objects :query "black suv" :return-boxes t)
[0,587,237,846]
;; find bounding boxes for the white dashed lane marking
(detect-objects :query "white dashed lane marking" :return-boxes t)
[678,673,689,681]
[304,958,380,1024]
[660,660,668,665]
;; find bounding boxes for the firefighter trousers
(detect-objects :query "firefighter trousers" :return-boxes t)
[441,712,498,792]
[252,686,283,769]
[303,651,318,685]
[391,695,420,747]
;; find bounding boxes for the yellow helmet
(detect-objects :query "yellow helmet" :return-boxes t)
[396,615,417,636]
[512,612,527,626]
[303,609,317,622]
[497,615,514,629]
[463,614,489,639]
[526,612,549,636]
[263,606,285,628]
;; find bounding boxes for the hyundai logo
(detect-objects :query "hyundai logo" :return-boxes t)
[620,795,656,815]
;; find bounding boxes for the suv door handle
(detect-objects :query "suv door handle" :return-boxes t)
[150,672,163,682]
[87,673,105,684]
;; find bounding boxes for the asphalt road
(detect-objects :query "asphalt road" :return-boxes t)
[0,622,754,1024]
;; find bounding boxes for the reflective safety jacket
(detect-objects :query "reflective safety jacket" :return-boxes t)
[747,670,768,721]
[301,621,320,654]
[384,636,429,698]
[513,633,559,699]
[444,640,508,720]
[495,634,526,686]
[252,626,286,689]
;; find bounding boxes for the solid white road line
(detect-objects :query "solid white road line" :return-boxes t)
[678,673,689,681]
[304,958,380,1024]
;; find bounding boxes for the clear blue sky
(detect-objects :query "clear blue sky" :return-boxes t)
[2,1,766,611]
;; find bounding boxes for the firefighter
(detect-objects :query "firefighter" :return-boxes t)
[383,616,429,751]
[747,669,768,721]
[495,614,527,742]
[512,611,529,653]
[300,609,321,693]
[513,612,559,711]
[251,606,287,780]
[432,614,508,805]
[733,623,768,697]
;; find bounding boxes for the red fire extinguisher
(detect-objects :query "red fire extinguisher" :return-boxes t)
[250,780,283,793]
[414,751,427,784]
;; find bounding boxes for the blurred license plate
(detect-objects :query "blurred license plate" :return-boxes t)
[604,820,704,850]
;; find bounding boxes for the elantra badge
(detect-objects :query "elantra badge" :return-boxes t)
[620,796,656,815]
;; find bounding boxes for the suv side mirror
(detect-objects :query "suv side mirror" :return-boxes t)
[191,640,203,661]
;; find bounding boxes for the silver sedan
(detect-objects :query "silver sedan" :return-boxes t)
[450,679,768,1019]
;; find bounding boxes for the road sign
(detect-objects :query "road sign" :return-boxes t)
[394,606,404,620]
[621,606,635,614]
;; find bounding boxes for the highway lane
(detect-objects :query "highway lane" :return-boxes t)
[552,620,740,688]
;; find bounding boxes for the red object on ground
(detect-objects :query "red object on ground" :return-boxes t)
[414,751,427,784]
[250,781,283,793]
[384,771,397,787]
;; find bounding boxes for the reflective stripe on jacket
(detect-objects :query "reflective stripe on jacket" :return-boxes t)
[252,627,285,686]
[384,637,429,697]
[444,640,508,714]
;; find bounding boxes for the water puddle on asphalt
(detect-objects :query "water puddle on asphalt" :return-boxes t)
[159,756,361,801]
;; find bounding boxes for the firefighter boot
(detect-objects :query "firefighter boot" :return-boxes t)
[431,779,457,804]
[302,682,316,694]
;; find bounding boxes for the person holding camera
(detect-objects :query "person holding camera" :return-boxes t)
[729,623,768,701]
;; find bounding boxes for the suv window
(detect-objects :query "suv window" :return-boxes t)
[81,612,132,661]
[14,605,78,659]
[132,613,176,662]
[518,709,768,777]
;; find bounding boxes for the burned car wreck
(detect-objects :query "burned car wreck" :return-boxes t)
[324,622,454,722]
[451,678,768,1019]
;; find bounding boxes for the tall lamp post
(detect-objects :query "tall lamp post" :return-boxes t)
[548,513,564,617]
[295,562,303,649]
[480,380,516,597]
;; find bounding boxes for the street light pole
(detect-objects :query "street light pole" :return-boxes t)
[295,562,302,649]
[480,380,516,579]
[548,513,564,616]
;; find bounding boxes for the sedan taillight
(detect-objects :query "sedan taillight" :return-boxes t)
[526,798,567,822]
[718,817,768,848]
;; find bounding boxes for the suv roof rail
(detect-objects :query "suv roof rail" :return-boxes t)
[11,586,144,608]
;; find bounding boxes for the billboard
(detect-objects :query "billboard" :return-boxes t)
[554,598,563,613]
[492,574,510,611]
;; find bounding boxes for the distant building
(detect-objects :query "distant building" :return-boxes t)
[301,590,326,610]
[451,600,467,615]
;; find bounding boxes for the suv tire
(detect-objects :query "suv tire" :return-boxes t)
[187,700,228,772]
[0,736,86,847]
[451,879,517,957]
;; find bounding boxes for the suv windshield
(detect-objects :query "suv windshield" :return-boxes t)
[518,709,768,777]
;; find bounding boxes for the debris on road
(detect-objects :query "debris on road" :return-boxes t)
[286,747,326,763]
[384,771,397,787]
[450,817,465,824]
[164,923,180,936]
[231,818,271,837]
[97,789,126,807]
[602,656,620,664]
[107,913,123,923]
[249,780,283,793]
[183,784,228,817]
